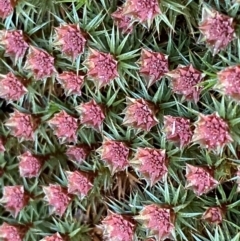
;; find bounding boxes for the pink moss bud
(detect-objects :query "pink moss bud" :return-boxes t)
[123,97,158,131]
[66,145,90,164]
[135,204,175,241]
[123,0,161,24]
[56,71,84,96]
[101,212,135,241]
[0,222,25,241]
[163,116,193,148]
[185,164,219,196]
[0,138,5,153]
[5,110,37,141]
[199,7,235,55]
[0,0,17,19]
[138,49,168,88]
[236,167,240,192]
[0,72,27,101]
[48,110,79,144]
[216,65,240,101]
[99,138,130,173]
[0,186,29,217]
[0,30,28,62]
[166,65,204,103]
[18,151,42,178]
[84,48,118,89]
[43,184,71,217]
[111,7,133,34]
[66,171,93,199]
[192,113,233,152]
[25,46,56,80]
[40,233,64,241]
[202,207,223,224]
[130,148,168,186]
[54,24,86,60]
[76,99,105,131]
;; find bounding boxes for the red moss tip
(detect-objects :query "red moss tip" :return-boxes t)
[185,164,219,196]
[166,64,204,103]
[0,222,25,241]
[40,233,64,241]
[0,0,17,19]
[202,207,223,224]
[123,97,158,131]
[84,48,118,89]
[65,145,90,164]
[48,110,79,144]
[130,148,168,186]
[101,212,135,241]
[99,138,130,173]
[54,24,86,60]
[199,7,235,55]
[138,49,168,87]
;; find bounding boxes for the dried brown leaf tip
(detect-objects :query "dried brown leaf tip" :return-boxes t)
[216,65,240,101]
[54,24,86,60]
[166,64,204,103]
[138,49,168,88]
[99,138,130,174]
[123,97,159,131]
[130,148,168,187]
[135,204,175,241]
[185,164,219,196]
[163,116,193,148]
[40,232,64,241]
[199,7,235,55]
[101,212,135,241]
[0,222,25,241]
[84,48,118,89]
[192,113,233,153]
[123,0,161,24]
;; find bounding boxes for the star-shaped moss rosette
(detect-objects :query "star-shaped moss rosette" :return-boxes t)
[123,97,159,131]
[163,115,193,148]
[202,207,224,224]
[192,113,233,153]
[98,137,130,174]
[185,164,219,196]
[166,64,205,103]
[215,65,240,101]
[101,211,135,241]
[111,7,134,34]
[130,147,168,187]
[83,48,118,89]
[56,71,85,96]
[0,72,27,101]
[40,233,64,241]
[18,151,42,178]
[0,186,29,218]
[0,30,28,63]
[138,48,169,88]
[66,171,93,199]
[135,204,175,241]
[122,0,161,25]
[24,46,56,80]
[43,184,71,217]
[47,110,79,144]
[198,6,235,55]
[65,145,90,164]
[0,222,25,241]
[0,0,18,19]
[54,24,87,60]
[76,99,105,131]
[5,110,38,141]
